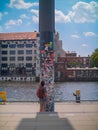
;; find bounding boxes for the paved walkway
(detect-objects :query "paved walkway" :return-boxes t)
[0,102,98,130]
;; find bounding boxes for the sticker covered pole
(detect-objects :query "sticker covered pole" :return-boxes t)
[39,0,55,112]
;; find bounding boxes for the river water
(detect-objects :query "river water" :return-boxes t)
[0,82,98,102]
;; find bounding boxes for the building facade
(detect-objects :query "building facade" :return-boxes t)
[65,68,98,81]
[58,51,91,68]
[0,31,63,81]
[54,31,65,61]
[54,51,98,82]
[0,32,40,78]
[54,63,98,82]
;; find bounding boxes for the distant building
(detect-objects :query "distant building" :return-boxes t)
[58,51,91,68]
[0,32,40,77]
[0,31,63,79]
[1,32,95,82]
[54,62,98,82]
[54,31,65,61]
[54,51,98,82]
[54,62,65,81]
[65,67,98,81]
[65,51,77,57]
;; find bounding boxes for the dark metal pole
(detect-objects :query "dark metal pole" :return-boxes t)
[39,0,55,112]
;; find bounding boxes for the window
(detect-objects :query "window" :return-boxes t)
[17,44,24,48]
[9,44,16,48]
[10,50,16,55]
[2,51,7,55]
[34,63,36,67]
[34,44,37,47]
[26,50,32,54]
[26,56,32,61]
[32,41,35,44]
[7,42,10,44]
[34,50,37,54]
[34,57,36,60]
[10,57,15,61]
[18,50,24,54]
[18,57,24,61]
[1,63,8,67]
[2,57,7,61]
[37,33,39,37]
[26,63,32,67]
[18,63,24,67]
[10,63,15,67]
[15,41,18,44]
[26,44,32,48]
[1,44,8,48]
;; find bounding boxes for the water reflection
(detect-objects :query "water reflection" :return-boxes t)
[0,82,98,101]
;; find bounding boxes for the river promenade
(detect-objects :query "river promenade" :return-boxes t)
[0,102,98,130]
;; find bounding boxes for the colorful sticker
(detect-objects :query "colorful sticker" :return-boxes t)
[40,40,55,112]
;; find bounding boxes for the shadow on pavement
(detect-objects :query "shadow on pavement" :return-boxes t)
[16,112,74,130]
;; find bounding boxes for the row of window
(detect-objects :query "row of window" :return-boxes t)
[1,43,37,48]
[1,40,36,45]
[1,63,36,68]
[2,56,37,61]
[1,50,37,55]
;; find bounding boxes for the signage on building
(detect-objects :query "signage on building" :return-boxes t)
[0,91,7,102]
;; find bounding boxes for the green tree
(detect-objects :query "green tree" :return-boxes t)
[91,49,98,67]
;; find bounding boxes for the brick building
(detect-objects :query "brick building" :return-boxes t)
[58,51,91,68]
[54,51,98,81]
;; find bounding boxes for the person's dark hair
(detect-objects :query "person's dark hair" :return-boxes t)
[41,80,45,86]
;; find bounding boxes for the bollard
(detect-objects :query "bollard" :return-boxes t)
[73,90,80,103]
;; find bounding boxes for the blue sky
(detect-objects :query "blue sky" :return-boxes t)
[0,0,98,56]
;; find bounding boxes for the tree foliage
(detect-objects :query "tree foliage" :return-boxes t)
[91,49,98,67]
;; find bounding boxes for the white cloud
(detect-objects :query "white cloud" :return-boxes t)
[0,13,2,20]
[83,32,97,37]
[55,9,71,23]
[7,1,98,24]
[30,9,39,16]
[32,16,38,24]
[9,0,38,9]
[20,14,29,19]
[81,44,88,47]
[30,9,39,24]
[17,19,22,25]
[30,9,71,24]
[54,1,98,24]
[69,1,98,23]
[5,19,22,29]
[71,34,80,39]
[55,1,98,23]
[20,1,98,24]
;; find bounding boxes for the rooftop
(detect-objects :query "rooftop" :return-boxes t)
[0,32,39,41]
